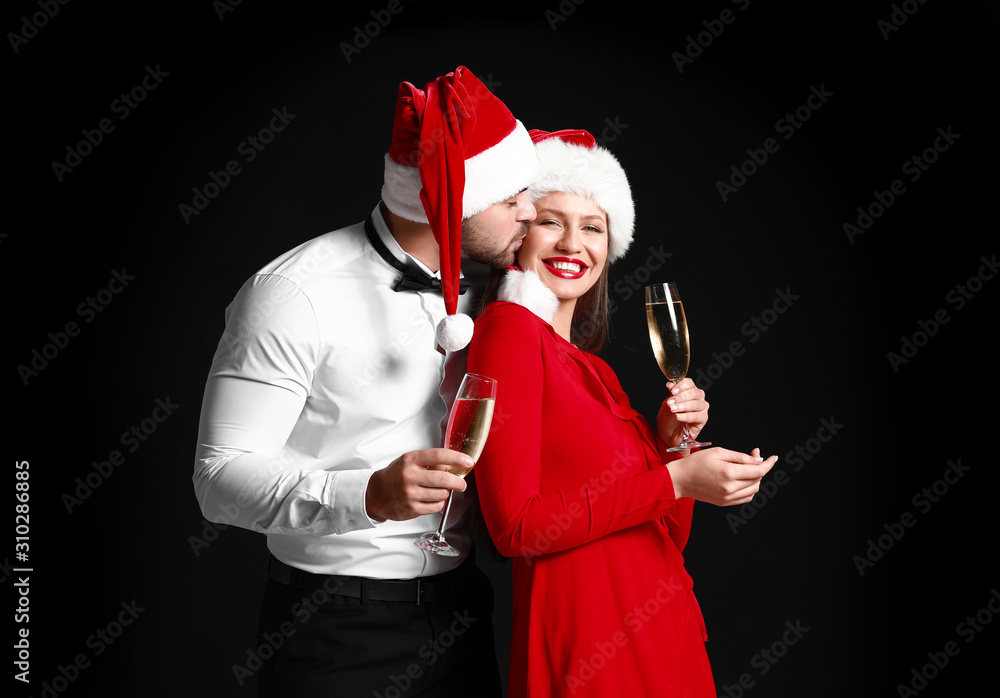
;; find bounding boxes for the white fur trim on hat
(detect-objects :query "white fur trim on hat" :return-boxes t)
[381,153,427,222]
[527,138,634,262]
[462,120,540,217]
[498,268,559,324]
[382,120,540,223]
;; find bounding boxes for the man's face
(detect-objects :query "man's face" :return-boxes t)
[461,191,537,270]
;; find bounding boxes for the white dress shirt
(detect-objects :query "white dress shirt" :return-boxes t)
[193,204,484,578]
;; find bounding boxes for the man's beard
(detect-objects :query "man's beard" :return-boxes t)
[460,219,527,270]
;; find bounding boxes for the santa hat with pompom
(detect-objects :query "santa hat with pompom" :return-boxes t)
[381,66,540,351]
[526,128,635,263]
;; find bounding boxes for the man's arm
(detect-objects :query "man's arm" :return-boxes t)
[192,272,469,534]
[193,373,380,534]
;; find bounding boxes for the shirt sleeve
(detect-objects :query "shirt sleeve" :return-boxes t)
[192,273,377,535]
[468,305,681,559]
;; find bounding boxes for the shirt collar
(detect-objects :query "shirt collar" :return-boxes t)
[369,204,444,279]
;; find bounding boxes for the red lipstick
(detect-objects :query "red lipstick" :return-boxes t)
[542,257,588,280]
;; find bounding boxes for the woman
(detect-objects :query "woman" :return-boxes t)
[467,129,777,697]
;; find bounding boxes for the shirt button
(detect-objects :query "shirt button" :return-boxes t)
[349,519,357,527]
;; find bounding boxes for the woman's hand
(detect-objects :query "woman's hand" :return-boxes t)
[656,378,709,450]
[666,447,778,506]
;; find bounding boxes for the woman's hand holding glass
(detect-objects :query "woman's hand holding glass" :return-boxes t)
[656,378,709,451]
[644,282,710,451]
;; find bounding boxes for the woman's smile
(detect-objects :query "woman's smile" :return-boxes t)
[542,257,588,279]
[517,191,609,305]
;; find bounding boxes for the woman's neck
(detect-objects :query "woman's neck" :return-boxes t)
[551,299,576,343]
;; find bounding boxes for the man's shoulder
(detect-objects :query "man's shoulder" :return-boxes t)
[256,219,368,279]
[222,218,377,315]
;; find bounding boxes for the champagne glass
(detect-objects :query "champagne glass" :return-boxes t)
[645,283,711,452]
[415,373,497,557]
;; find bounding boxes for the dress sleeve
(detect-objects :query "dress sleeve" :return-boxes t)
[468,305,681,559]
[652,438,695,552]
[661,487,694,552]
[596,356,696,553]
[191,273,376,536]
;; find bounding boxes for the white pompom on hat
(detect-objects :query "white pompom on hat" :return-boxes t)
[527,129,635,263]
[381,66,540,352]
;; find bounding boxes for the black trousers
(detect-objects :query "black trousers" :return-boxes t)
[254,557,503,698]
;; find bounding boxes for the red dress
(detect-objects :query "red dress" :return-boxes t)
[468,301,716,698]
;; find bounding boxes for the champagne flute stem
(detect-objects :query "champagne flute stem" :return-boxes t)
[435,491,455,536]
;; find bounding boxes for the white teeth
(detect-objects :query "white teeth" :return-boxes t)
[550,261,581,273]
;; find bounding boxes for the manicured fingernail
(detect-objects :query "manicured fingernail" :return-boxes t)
[753,457,764,463]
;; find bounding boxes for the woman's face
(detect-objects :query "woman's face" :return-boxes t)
[517,191,609,303]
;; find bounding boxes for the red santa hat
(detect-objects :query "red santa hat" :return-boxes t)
[381,66,540,351]
[526,129,635,263]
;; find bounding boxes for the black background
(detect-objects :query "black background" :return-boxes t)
[8,1,998,696]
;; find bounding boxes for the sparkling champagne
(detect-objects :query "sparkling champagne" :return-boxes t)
[646,300,689,381]
[444,397,495,476]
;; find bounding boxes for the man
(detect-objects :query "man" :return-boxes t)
[192,66,540,697]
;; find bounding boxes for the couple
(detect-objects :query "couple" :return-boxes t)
[193,66,776,698]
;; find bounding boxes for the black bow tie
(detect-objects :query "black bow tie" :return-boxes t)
[365,215,468,294]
